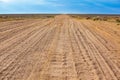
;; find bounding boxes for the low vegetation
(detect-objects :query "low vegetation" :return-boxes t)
[0,14,55,22]
[116,19,120,23]
[70,15,120,25]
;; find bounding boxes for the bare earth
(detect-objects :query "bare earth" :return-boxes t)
[0,15,120,80]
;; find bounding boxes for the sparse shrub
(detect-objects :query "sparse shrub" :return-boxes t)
[1,16,8,19]
[102,17,108,21]
[76,16,80,19]
[0,16,2,18]
[103,18,107,21]
[86,17,91,20]
[93,17,99,21]
[93,16,105,21]
[46,16,54,18]
[116,19,120,23]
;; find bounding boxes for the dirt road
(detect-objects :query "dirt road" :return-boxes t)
[0,15,120,80]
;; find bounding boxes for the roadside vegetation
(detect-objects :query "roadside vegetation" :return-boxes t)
[0,16,24,22]
[0,14,55,22]
[116,19,120,25]
[71,15,120,25]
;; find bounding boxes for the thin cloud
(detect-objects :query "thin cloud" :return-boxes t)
[0,0,13,3]
[0,0,120,14]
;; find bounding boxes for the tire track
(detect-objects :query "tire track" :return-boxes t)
[0,15,119,80]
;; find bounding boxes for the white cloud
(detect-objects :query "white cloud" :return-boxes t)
[0,0,46,4]
[85,0,119,3]
[0,0,63,6]
[0,0,14,3]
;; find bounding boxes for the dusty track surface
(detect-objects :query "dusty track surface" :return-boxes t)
[0,15,120,80]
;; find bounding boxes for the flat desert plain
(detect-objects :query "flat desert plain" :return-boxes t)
[0,15,120,80]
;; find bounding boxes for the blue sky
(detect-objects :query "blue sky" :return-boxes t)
[0,0,120,14]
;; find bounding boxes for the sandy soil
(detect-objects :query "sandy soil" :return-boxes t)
[0,15,120,80]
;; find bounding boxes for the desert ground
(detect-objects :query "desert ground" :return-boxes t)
[0,15,120,80]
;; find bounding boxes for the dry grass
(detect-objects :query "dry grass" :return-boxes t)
[0,14,55,22]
